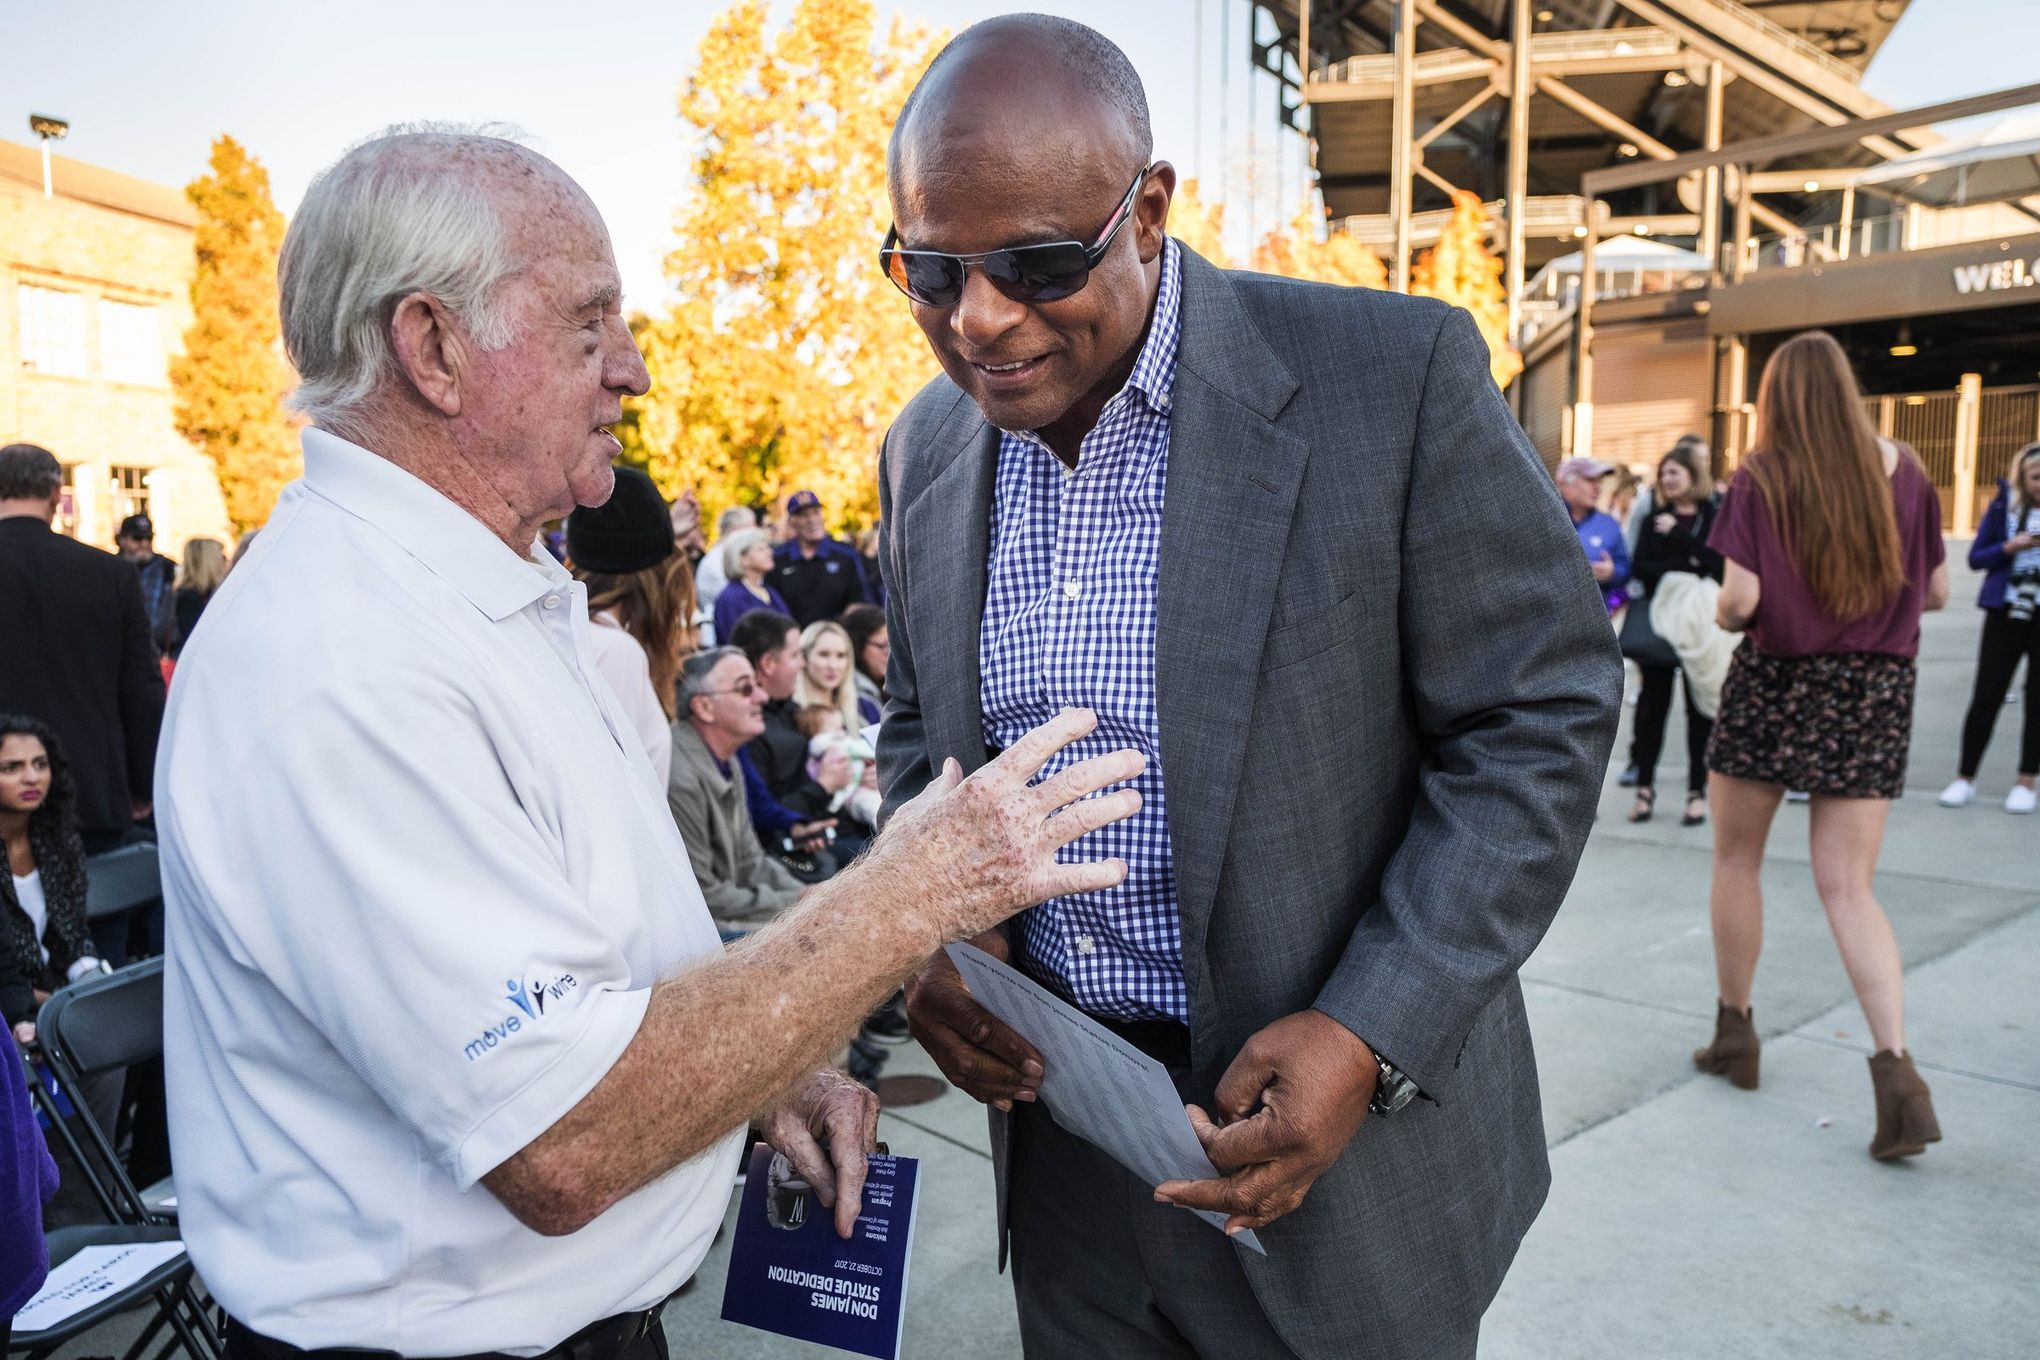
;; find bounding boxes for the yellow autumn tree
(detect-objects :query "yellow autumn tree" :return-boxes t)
[1167,177,1231,267]
[1251,204,1388,289]
[1411,190,1521,388]
[634,0,942,528]
[170,136,299,533]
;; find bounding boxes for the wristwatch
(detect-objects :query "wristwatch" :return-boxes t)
[1368,1052,1420,1117]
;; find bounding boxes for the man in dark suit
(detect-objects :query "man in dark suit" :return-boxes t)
[873,18,1620,1360]
[0,444,166,854]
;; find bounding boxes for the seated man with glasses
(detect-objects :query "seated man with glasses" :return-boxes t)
[665,647,806,929]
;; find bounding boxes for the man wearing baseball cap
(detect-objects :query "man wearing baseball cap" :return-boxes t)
[116,513,179,654]
[771,490,871,628]
[1556,457,1631,616]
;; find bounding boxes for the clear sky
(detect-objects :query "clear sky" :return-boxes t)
[2,0,2030,307]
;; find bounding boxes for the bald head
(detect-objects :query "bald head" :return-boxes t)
[890,15,1151,188]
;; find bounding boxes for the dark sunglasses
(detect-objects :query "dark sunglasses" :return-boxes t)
[879,165,1152,308]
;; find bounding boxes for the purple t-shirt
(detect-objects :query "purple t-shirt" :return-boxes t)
[1709,450,1945,658]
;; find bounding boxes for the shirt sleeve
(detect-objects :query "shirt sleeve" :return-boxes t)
[180,665,654,1190]
[1706,472,1762,573]
[1916,470,1947,573]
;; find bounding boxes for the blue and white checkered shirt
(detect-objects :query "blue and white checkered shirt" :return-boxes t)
[980,239,1185,1022]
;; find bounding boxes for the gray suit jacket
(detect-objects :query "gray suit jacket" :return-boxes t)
[875,246,1620,1359]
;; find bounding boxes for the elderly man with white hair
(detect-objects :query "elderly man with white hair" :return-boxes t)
[156,125,1144,1360]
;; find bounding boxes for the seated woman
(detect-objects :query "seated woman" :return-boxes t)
[1,716,104,1051]
[711,529,792,647]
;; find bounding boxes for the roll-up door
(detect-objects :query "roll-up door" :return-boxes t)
[1591,319,1711,470]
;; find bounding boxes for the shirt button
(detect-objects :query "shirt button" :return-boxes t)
[1064,580,1082,600]
[1075,935,1096,956]
[542,594,562,611]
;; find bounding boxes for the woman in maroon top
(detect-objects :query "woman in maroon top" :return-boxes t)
[1696,331,1950,1162]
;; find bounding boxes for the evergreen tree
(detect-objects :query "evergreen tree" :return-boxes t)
[170,135,300,533]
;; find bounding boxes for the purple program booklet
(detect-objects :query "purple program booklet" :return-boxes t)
[719,1143,921,1359]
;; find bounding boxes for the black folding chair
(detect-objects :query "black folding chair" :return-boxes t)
[84,842,162,923]
[10,1052,218,1360]
[33,958,178,1226]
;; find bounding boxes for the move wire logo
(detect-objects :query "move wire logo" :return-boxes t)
[464,970,580,1061]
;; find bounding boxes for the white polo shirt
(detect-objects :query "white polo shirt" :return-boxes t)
[158,429,743,1356]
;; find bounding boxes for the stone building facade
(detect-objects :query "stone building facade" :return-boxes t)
[1,137,230,552]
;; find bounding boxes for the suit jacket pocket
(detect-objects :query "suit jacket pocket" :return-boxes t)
[1261,589,1364,673]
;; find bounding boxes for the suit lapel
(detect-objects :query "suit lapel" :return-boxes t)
[1157,252,1306,1009]
[903,396,1001,776]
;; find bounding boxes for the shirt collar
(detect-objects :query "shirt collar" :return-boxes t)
[1122,237,1183,417]
[299,427,565,622]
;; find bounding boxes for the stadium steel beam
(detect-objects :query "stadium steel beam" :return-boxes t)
[1505,0,1531,344]
[1417,0,1800,239]
[1607,0,1918,161]
[1389,0,1419,290]
[1699,59,1724,266]
[1415,83,1501,151]
[1416,0,1801,239]
[1583,81,2040,194]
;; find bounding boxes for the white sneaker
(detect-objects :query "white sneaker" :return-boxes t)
[1939,778,1977,808]
[2007,785,2037,815]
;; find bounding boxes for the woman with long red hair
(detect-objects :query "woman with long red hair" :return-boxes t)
[1695,331,1950,1161]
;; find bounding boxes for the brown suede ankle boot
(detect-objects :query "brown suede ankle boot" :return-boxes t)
[1692,1003,1760,1089]
[1868,1050,1942,1161]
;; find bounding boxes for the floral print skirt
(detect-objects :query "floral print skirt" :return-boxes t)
[1705,642,1916,799]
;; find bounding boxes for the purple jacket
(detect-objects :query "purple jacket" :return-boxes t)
[4,1051,58,1316]
[1572,507,1632,615]
[1969,482,2038,609]
[712,580,791,649]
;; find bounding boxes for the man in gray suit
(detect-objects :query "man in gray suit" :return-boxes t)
[874,17,1620,1360]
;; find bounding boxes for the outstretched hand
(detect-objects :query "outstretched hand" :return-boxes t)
[1153,1010,1379,1235]
[866,707,1145,945]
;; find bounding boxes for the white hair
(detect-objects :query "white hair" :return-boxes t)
[279,122,537,433]
[721,528,771,581]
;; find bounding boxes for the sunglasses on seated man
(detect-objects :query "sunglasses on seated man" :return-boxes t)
[879,164,1153,309]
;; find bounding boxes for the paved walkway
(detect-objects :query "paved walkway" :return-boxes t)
[664,599,2038,1358]
[52,603,2034,1359]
